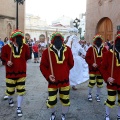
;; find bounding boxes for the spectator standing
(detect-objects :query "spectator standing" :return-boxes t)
[0,37,4,51]
[4,37,9,45]
[27,39,33,59]
[38,34,47,57]
[106,39,111,48]
[32,41,39,63]
[104,42,109,50]
[0,37,4,63]
[85,42,92,51]
[109,41,114,50]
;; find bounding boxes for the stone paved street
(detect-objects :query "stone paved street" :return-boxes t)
[0,59,118,120]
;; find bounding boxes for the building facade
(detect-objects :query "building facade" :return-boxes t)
[52,15,72,27]
[0,0,25,40]
[25,14,70,40]
[25,14,48,40]
[86,0,120,42]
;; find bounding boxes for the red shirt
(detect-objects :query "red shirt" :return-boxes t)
[85,45,107,74]
[1,43,30,78]
[40,44,74,88]
[32,44,38,53]
[100,50,120,90]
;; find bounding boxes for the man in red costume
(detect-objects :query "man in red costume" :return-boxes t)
[1,30,30,117]
[85,34,107,102]
[40,32,74,120]
[100,34,120,120]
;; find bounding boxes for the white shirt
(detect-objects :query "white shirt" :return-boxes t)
[53,45,62,57]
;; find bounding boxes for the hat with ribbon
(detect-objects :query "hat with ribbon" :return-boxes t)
[10,29,24,41]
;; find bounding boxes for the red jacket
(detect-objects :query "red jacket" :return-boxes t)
[1,43,30,78]
[85,45,107,74]
[100,50,120,90]
[40,44,74,88]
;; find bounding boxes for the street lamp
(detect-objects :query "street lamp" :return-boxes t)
[14,0,25,29]
[73,18,80,28]
[78,28,82,39]
[73,18,82,39]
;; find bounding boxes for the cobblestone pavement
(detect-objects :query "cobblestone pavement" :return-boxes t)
[0,59,118,120]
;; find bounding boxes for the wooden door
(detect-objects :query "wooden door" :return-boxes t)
[97,17,113,41]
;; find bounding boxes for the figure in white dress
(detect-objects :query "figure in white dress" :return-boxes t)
[69,28,89,90]
[66,28,74,47]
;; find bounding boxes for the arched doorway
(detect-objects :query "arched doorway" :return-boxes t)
[7,23,12,39]
[96,17,113,41]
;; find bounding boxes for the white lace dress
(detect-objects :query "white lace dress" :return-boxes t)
[69,36,89,86]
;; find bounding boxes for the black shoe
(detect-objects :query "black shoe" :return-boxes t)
[105,114,110,120]
[50,113,56,120]
[88,93,92,101]
[72,86,77,90]
[61,113,65,120]
[4,95,8,100]
[117,115,120,120]
[8,98,14,107]
[96,95,100,102]
[17,107,23,117]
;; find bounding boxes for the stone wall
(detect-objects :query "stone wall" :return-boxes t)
[0,0,25,40]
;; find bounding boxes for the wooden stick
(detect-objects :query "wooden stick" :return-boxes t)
[10,43,13,61]
[111,39,115,78]
[46,31,54,76]
[93,45,96,63]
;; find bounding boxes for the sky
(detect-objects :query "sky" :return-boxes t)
[26,0,86,24]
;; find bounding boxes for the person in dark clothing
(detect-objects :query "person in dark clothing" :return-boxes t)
[27,39,33,59]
